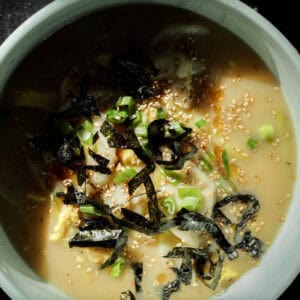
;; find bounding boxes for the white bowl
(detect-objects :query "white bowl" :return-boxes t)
[0,1,299,299]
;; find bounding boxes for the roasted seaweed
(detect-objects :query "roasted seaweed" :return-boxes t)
[161,268,181,300]
[110,49,159,99]
[195,251,225,290]
[213,194,260,232]
[132,262,143,293]
[100,120,127,148]
[79,217,114,231]
[120,290,136,300]
[235,230,263,258]
[127,166,154,195]
[177,210,238,260]
[147,119,197,170]
[164,247,208,286]
[69,229,123,248]
[56,185,86,205]
[86,148,111,174]
[101,231,128,269]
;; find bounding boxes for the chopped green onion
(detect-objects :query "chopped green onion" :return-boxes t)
[157,107,167,119]
[205,150,216,163]
[199,157,213,173]
[161,196,177,216]
[107,109,128,124]
[114,168,137,185]
[217,178,237,194]
[77,128,93,146]
[178,187,202,199]
[116,96,135,114]
[134,125,148,138]
[161,169,183,185]
[79,204,102,216]
[130,111,142,127]
[247,137,258,150]
[179,196,201,211]
[82,119,94,132]
[222,150,230,178]
[258,125,275,141]
[195,118,207,129]
[168,121,186,137]
[111,257,126,278]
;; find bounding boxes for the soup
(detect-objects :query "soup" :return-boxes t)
[0,4,296,300]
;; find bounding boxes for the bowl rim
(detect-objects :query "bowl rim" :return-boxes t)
[0,0,300,299]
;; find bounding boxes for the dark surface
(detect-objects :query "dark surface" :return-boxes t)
[0,1,298,299]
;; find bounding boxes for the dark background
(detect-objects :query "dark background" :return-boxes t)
[0,0,298,299]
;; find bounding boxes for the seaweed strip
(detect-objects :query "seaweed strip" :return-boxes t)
[86,149,111,174]
[79,217,114,231]
[147,120,197,170]
[144,176,161,224]
[164,247,208,259]
[88,149,110,168]
[195,251,225,290]
[131,262,143,293]
[76,165,86,186]
[92,131,100,145]
[177,211,238,260]
[69,229,123,248]
[101,230,128,269]
[164,247,208,286]
[120,290,136,300]
[100,120,127,148]
[110,49,159,99]
[213,194,260,234]
[124,129,154,167]
[84,200,113,216]
[235,230,263,258]
[56,185,86,205]
[161,268,181,300]
[119,208,156,235]
[85,165,112,174]
[128,166,154,195]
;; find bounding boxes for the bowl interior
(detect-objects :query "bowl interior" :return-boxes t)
[0,1,299,299]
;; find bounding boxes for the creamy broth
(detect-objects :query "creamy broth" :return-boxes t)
[0,4,296,300]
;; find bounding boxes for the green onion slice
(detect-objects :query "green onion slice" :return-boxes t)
[114,168,137,185]
[130,111,142,127]
[179,196,201,211]
[161,196,177,216]
[195,118,207,129]
[199,157,213,173]
[161,168,183,185]
[157,107,167,119]
[247,137,258,150]
[222,150,230,178]
[79,204,102,216]
[116,96,136,114]
[177,187,203,212]
[107,109,128,124]
[77,120,94,146]
[258,125,275,141]
[134,125,148,138]
[111,257,126,278]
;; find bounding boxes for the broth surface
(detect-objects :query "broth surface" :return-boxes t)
[0,5,296,300]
